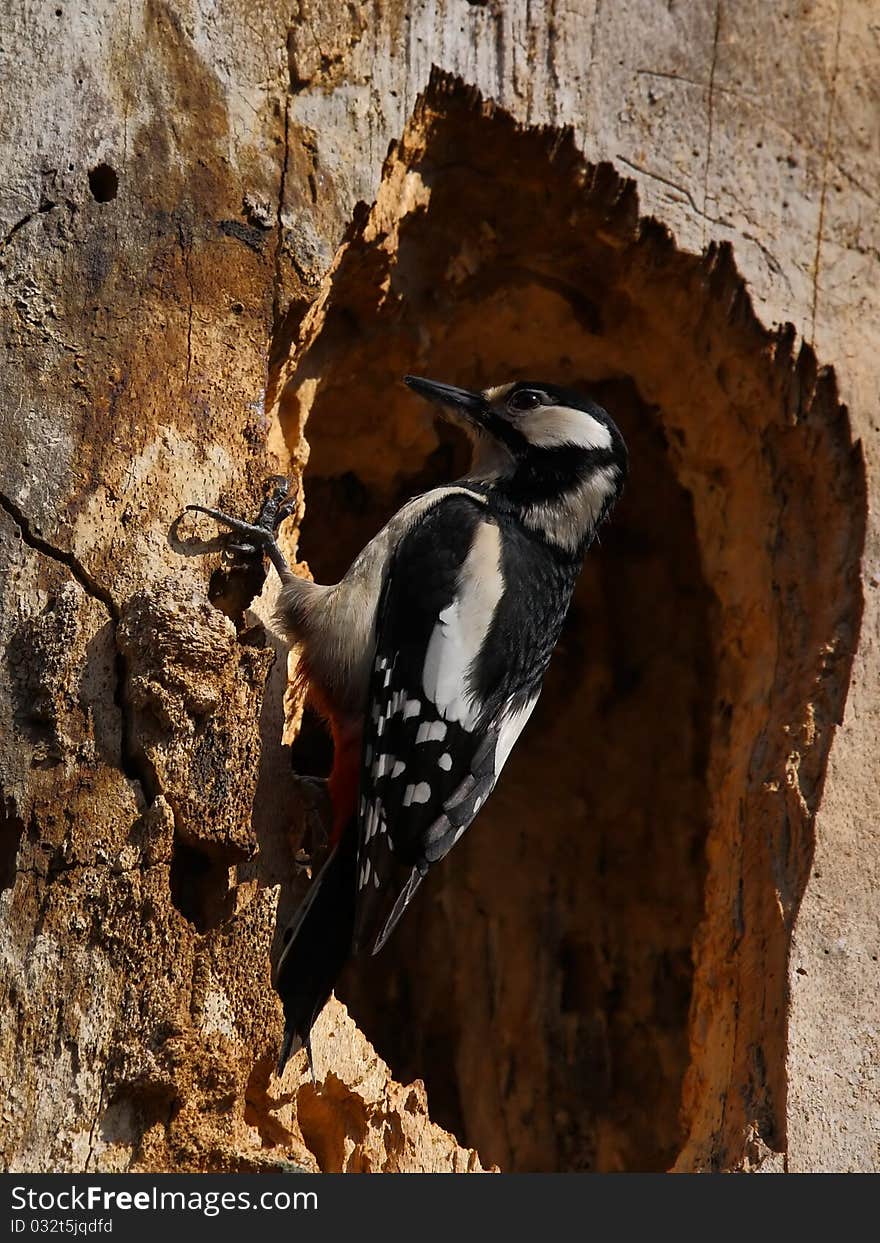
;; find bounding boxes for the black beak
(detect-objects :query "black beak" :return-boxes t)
[404,375,486,427]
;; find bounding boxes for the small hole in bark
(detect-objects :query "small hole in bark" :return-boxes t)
[0,799,25,893]
[88,163,118,202]
[169,835,233,932]
[273,78,864,1172]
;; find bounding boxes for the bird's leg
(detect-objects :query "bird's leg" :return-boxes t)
[186,480,297,585]
[187,503,292,579]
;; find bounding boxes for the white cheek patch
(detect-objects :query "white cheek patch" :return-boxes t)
[524,406,613,450]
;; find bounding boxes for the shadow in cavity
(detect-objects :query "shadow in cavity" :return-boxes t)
[300,378,713,1172]
[169,835,234,932]
[274,76,864,1171]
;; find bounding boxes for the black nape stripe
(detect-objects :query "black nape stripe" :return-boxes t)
[499,445,620,506]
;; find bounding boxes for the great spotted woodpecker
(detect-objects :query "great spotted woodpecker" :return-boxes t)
[188,377,627,1072]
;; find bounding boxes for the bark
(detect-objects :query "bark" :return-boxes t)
[0,0,877,1173]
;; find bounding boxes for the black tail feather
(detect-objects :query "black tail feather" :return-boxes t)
[276,1027,298,1077]
[371,865,425,956]
[273,826,357,1075]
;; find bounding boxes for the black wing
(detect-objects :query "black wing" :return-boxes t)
[352,494,544,955]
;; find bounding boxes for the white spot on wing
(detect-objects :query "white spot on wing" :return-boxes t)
[391,760,406,778]
[402,782,431,807]
[422,521,504,728]
[374,753,394,779]
[438,752,452,771]
[403,699,421,719]
[416,720,447,744]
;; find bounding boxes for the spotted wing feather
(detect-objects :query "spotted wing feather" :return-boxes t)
[353,494,540,955]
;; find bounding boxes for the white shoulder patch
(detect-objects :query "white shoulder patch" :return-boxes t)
[421,520,505,730]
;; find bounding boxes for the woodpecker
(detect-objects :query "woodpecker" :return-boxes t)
[188,376,627,1073]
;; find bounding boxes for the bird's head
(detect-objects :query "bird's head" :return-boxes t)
[404,375,628,555]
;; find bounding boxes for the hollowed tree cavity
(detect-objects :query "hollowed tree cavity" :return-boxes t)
[272,77,864,1172]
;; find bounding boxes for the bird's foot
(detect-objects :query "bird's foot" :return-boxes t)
[256,475,299,536]
[186,481,296,581]
[186,503,277,553]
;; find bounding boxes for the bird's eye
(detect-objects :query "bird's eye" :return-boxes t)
[508,389,541,412]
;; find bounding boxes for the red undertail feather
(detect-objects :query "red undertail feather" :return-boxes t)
[327,718,362,847]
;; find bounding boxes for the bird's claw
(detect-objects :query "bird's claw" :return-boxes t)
[273,496,299,528]
[187,492,296,582]
[255,476,299,535]
[185,504,276,548]
[185,478,299,568]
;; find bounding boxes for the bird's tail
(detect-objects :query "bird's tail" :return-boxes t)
[273,823,357,1077]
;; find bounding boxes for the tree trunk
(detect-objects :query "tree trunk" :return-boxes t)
[1,0,876,1173]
